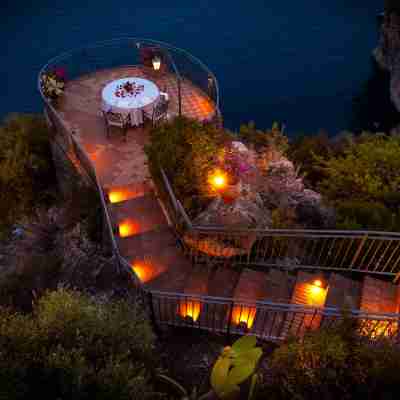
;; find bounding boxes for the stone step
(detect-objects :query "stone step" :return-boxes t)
[252,269,295,339]
[265,269,294,303]
[230,269,269,332]
[208,267,241,298]
[118,226,192,291]
[111,193,169,237]
[105,181,153,204]
[360,276,400,314]
[325,273,362,310]
[282,271,328,338]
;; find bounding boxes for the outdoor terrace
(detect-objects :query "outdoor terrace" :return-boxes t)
[39,39,400,343]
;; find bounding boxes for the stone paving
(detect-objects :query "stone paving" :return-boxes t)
[57,65,216,190]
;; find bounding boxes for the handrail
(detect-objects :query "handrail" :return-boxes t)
[156,168,400,280]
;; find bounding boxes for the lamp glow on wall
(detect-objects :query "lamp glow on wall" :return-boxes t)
[152,55,161,71]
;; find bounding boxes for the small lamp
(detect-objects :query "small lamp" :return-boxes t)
[152,55,161,71]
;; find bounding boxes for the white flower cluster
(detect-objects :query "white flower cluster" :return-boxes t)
[41,73,65,99]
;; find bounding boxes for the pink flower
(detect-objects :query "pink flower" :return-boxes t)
[54,67,66,80]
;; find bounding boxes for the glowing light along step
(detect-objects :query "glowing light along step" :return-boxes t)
[108,188,140,203]
[232,305,257,329]
[179,299,201,322]
[118,219,139,237]
[131,262,153,283]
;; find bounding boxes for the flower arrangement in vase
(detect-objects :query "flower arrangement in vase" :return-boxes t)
[115,81,144,98]
[41,67,66,103]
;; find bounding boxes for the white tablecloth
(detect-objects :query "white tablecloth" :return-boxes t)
[101,77,160,126]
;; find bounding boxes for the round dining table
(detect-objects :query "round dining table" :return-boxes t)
[101,77,160,126]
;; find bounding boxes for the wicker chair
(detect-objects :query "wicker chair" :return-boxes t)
[143,98,169,126]
[102,111,130,141]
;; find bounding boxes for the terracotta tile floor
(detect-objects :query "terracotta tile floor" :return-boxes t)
[56,65,217,190]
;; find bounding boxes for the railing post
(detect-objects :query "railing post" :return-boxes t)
[226,301,234,344]
[350,235,368,269]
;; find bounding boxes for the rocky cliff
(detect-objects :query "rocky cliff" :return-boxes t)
[374,6,400,113]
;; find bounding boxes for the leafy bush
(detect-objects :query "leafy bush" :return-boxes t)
[335,200,400,231]
[256,319,400,400]
[0,113,56,233]
[313,133,400,231]
[237,121,288,154]
[288,131,347,187]
[317,133,400,204]
[144,117,232,213]
[0,289,163,400]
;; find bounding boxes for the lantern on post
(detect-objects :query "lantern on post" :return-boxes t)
[152,55,161,71]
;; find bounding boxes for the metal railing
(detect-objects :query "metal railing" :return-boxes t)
[147,290,400,343]
[38,38,221,122]
[156,169,400,282]
[185,228,400,282]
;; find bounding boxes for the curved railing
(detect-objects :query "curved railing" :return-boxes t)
[37,37,221,119]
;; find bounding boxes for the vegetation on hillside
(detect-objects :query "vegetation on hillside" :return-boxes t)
[0,289,162,400]
[257,318,400,400]
[0,113,56,236]
[289,132,400,231]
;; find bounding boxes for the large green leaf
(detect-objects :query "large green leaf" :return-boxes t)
[231,335,256,355]
[226,362,254,386]
[234,348,262,367]
[211,356,231,396]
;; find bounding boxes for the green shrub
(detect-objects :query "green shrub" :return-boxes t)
[144,117,232,213]
[288,131,346,187]
[256,319,400,400]
[238,121,288,154]
[316,133,400,204]
[335,200,400,231]
[0,289,162,400]
[0,113,56,232]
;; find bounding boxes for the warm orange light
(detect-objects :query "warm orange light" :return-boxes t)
[313,279,322,287]
[232,305,256,329]
[131,262,153,283]
[109,190,128,203]
[209,170,227,191]
[119,219,139,237]
[179,299,201,322]
[307,282,327,306]
[108,186,144,203]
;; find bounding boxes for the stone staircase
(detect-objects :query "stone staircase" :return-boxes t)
[106,183,400,338]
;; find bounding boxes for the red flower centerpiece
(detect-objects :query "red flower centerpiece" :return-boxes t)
[115,81,145,98]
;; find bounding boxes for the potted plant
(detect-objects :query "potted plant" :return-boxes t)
[40,67,66,105]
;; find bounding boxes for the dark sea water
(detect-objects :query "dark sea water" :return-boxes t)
[0,1,387,135]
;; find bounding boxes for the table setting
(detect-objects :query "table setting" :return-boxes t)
[101,77,160,126]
